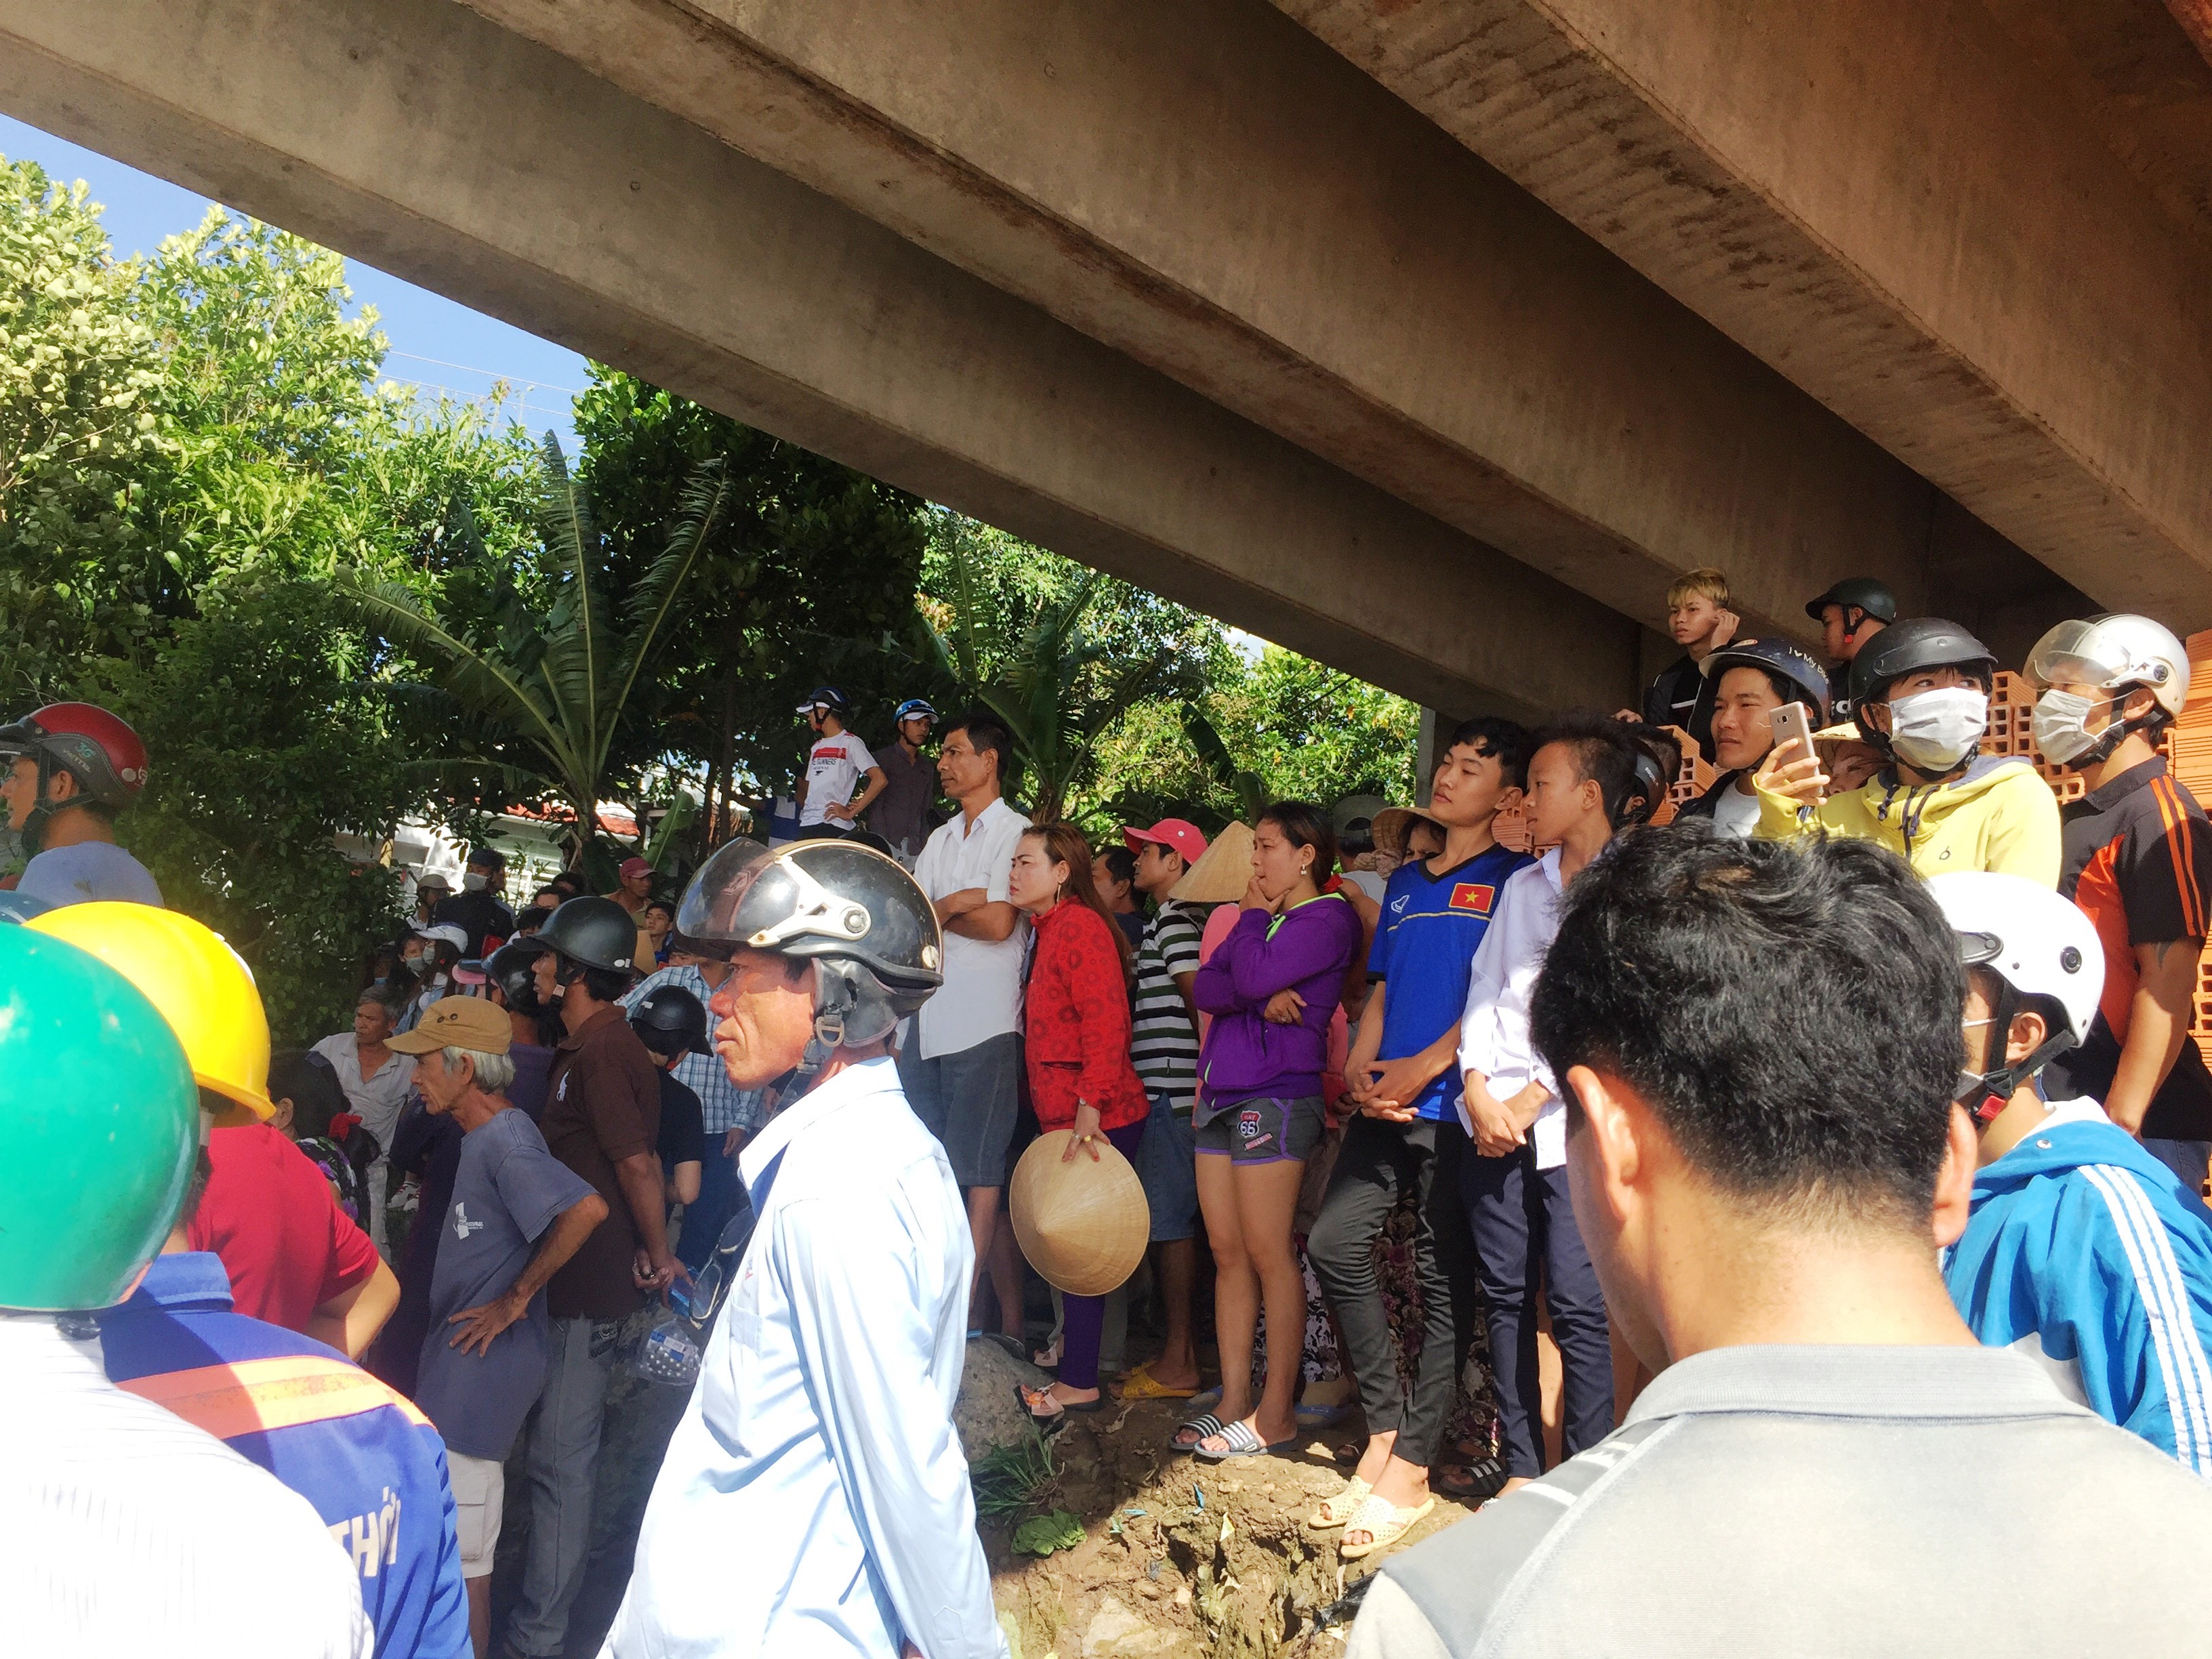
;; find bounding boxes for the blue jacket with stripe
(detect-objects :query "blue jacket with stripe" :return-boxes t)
[1945,1105,2212,1474]
[99,1253,470,1658]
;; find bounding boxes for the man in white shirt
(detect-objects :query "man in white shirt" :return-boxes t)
[1458,716,1669,1497]
[0,701,163,908]
[0,922,369,1658]
[602,836,1004,1659]
[794,686,888,836]
[311,996,419,1255]
[901,712,1030,1306]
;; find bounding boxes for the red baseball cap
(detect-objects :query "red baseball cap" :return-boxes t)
[1123,819,1208,863]
[618,857,654,878]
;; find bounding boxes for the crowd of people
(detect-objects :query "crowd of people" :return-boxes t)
[6,576,2212,1657]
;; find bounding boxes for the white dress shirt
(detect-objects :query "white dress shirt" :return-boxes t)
[1456,847,1570,1170]
[0,1313,370,1658]
[910,797,1031,1059]
[600,1058,1005,1659]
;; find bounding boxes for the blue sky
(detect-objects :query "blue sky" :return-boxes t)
[0,112,587,452]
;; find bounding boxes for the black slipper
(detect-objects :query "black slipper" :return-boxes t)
[1170,1412,1226,1454]
[1434,1456,1510,1504]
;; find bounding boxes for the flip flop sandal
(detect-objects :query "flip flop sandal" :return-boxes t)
[971,1332,1027,1362]
[1307,1476,1372,1530]
[1338,1493,1437,1561]
[1295,1400,1352,1429]
[1169,1412,1226,1454]
[1434,1456,1509,1504]
[1017,1382,1103,1424]
[1118,1364,1199,1401]
[1030,1340,1063,1371]
[1193,1420,1298,1462]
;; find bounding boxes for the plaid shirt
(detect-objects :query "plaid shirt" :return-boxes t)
[625,964,766,1136]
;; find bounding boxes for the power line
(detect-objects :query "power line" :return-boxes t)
[382,349,584,396]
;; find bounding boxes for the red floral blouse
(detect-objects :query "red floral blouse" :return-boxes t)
[1022,899,1149,1133]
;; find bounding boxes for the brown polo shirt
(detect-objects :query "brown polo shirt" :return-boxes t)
[542,1001,661,1320]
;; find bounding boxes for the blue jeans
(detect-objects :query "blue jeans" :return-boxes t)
[1134,1091,1200,1242]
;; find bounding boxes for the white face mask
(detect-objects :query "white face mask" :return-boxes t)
[2031,688,2114,768]
[462,870,489,892]
[1886,686,1988,773]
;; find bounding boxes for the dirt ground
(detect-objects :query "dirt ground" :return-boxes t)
[478,1326,1473,1658]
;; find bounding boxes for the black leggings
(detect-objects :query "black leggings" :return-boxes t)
[1307,1115,1480,1469]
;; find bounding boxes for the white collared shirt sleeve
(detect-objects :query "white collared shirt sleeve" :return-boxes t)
[778,1204,1008,1659]
[1454,858,1568,1164]
[979,806,1025,905]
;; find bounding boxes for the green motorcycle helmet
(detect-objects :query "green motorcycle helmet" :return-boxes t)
[0,926,199,1310]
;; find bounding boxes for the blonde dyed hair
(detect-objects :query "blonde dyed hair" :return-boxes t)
[1666,567,1730,610]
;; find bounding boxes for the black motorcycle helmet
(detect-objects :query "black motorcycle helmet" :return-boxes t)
[630,983,712,1058]
[1805,577,1899,628]
[1846,617,1997,714]
[676,838,942,1074]
[537,895,641,975]
[1688,636,1833,737]
[485,937,552,1017]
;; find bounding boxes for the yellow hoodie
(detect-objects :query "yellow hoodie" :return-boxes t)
[1753,754,2061,886]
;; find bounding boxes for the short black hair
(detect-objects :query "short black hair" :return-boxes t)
[945,710,1013,782]
[1098,845,1136,887]
[1531,826,1964,1231]
[576,964,635,1004]
[1532,711,1670,829]
[1445,716,1534,792]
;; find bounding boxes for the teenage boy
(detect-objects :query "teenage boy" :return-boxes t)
[1755,616,2061,884]
[434,844,516,957]
[1638,568,1736,752]
[1454,714,1668,1514]
[1120,817,1210,1398]
[1676,638,1831,838]
[1309,718,1532,1549]
[2025,615,2212,1200]
[794,685,886,837]
[1353,830,2212,1658]
[872,697,941,864]
[1805,575,1896,721]
[903,712,1030,1315]
[1931,871,2212,1469]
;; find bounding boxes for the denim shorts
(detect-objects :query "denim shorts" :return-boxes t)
[1195,1094,1326,1165]
[1133,1091,1200,1242]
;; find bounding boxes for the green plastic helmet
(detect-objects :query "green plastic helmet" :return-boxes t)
[0,926,199,1310]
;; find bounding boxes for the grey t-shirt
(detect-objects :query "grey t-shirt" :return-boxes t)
[414,1106,596,1460]
[16,841,163,907]
[1351,1343,2212,1658]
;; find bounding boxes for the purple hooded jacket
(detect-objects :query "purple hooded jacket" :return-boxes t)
[1193,890,1362,1110]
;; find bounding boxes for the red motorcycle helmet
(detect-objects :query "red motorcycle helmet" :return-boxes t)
[0,703,150,811]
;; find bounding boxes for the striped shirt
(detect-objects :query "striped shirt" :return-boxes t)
[1131,900,1206,1112]
[625,964,766,1136]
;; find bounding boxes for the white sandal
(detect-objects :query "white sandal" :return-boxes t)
[1338,1492,1436,1560]
[1306,1476,1371,1530]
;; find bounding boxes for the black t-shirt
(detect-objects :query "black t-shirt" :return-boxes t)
[432,889,518,958]
[2046,757,2212,1141]
[655,1070,705,1175]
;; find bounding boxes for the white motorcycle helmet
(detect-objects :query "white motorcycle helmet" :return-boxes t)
[2024,614,2190,769]
[1927,872,2105,1122]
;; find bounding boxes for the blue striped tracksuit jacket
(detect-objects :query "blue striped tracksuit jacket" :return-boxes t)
[1945,1103,2212,1474]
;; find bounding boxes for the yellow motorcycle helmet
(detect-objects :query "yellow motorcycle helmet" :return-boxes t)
[28,902,275,1126]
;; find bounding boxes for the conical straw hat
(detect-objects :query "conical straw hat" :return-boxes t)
[1009,1130,1150,1296]
[1168,821,1255,905]
[1368,806,1442,861]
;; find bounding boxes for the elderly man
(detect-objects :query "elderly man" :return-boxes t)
[314,995,419,1254]
[388,996,606,1659]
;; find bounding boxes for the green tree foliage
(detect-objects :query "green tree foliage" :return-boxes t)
[340,436,730,857]
[573,369,930,827]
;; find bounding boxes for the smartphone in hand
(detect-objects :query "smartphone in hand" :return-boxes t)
[1767,701,1817,768]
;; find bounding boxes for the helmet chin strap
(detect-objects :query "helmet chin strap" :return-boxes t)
[794,963,857,1082]
[1953,977,2076,1126]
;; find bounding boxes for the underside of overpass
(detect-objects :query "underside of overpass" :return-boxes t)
[5,0,2207,723]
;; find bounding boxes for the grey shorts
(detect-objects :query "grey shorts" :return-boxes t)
[1195,1094,1326,1165]
[899,1031,1022,1188]
[1134,1090,1200,1242]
